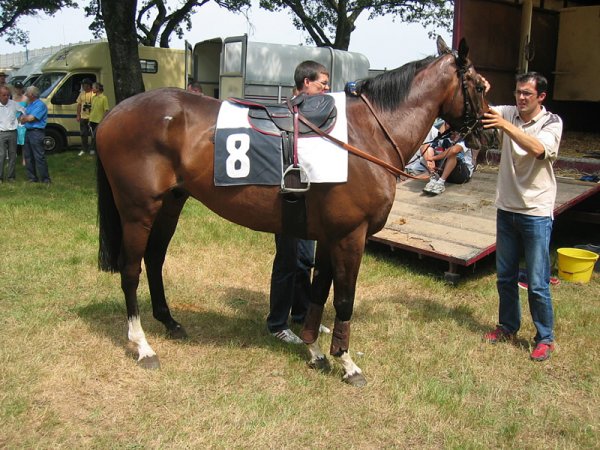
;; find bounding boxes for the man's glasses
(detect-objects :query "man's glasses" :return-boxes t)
[514,90,536,98]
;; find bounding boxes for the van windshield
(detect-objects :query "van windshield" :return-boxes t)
[23,74,41,88]
[36,72,66,98]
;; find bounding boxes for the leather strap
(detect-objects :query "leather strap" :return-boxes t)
[359,94,406,169]
[300,303,325,344]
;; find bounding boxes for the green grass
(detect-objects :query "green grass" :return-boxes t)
[0,152,598,448]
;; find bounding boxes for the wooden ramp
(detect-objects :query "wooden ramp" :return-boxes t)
[370,171,600,282]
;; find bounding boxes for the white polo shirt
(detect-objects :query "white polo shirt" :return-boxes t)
[494,105,563,218]
[0,99,25,131]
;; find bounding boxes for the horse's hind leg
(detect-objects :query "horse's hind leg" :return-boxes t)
[120,220,161,369]
[145,189,190,339]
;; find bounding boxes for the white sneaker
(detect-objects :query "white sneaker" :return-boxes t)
[428,180,446,195]
[319,324,331,334]
[271,328,303,344]
[77,150,85,156]
[423,179,437,193]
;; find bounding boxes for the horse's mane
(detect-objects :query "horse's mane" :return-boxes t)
[357,55,438,111]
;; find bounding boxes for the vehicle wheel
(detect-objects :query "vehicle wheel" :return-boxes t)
[43,128,65,153]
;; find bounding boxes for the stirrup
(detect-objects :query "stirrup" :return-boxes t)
[281,165,310,194]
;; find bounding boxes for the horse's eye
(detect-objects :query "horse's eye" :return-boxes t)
[475,85,485,93]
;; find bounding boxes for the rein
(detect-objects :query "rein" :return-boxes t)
[294,93,422,179]
[296,111,415,179]
[359,94,407,170]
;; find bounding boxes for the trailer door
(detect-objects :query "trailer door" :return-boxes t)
[220,35,247,99]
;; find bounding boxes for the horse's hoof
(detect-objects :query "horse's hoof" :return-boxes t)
[343,372,367,387]
[138,355,161,370]
[307,357,331,373]
[167,324,188,340]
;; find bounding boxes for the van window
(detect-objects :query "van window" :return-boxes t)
[37,73,66,98]
[223,41,242,74]
[51,73,97,105]
[140,59,158,73]
[24,74,41,87]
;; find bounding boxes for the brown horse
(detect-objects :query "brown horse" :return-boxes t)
[96,37,495,386]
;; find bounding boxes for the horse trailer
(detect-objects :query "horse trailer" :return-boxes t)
[190,34,370,102]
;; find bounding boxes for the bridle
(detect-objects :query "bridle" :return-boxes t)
[450,58,487,143]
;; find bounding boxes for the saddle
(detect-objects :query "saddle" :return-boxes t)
[230,94,337,136]
[228,95,338,238]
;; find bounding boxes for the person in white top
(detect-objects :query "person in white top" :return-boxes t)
[0,85,26,182]
[481,72,563,362]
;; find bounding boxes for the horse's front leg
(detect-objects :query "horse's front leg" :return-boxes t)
[301,243,333,372]
[331,318,365,387]
[329,230,368,387]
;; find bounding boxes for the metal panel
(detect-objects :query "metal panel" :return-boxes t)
[554,6,600,101]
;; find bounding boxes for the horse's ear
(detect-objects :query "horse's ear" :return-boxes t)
[437,36,452,55]
[457,38,470,65]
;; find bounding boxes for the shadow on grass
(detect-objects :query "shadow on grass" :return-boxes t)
[75,286,311,359]
[364,240,498,283]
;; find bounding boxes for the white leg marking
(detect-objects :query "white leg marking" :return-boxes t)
[128,316,156,361]
[307,341,326,365]
[337,351,362,379]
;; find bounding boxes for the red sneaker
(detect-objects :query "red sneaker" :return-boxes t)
[530,342,555,361]
[483,326,516,343]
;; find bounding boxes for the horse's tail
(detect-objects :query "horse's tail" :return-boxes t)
[96,156,122,273]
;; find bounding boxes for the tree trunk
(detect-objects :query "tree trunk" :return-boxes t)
[333,12,354,51]
[101,0,145,104]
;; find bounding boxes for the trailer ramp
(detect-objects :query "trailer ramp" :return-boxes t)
[370,171,600,283]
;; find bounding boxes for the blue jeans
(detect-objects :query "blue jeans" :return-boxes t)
[267,235,315,333]
[496,209,554,343]
[24,128,50,183]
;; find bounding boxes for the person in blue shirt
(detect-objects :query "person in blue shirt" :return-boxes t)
[20,86,50,184]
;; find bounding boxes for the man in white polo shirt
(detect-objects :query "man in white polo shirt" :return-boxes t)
[0,85,26,182]
[481,72,563,362]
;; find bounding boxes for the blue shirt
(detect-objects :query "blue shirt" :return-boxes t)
[24,99,48,129]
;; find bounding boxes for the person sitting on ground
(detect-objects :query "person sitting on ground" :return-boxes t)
[417,121,476,195]
[405,118,445,179]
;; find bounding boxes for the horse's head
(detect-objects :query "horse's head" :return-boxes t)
[436,37,498,151]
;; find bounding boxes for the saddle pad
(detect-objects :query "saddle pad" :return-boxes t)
[214,101,282,186]
[214,92,348,186]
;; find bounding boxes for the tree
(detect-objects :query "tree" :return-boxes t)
[99,0,145,104]
[86,0,250,48]
[258,0,453,50]
[0,0,76,45]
